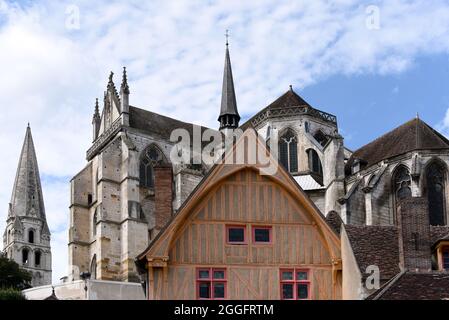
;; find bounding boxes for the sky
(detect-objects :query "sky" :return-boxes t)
[1,0,449,284]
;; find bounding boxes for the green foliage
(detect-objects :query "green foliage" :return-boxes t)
[0,288,27,300]
[0,254,32,290]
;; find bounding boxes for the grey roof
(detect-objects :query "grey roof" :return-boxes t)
[219,46,240,119]
[240,89,337,130]
[344,225,400,281]
[346,118,449,173]
[129,106,218,143]
[368,272,449,300]
[9,126,50,235]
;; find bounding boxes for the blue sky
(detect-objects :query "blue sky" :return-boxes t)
[1,0,449,283]
[301,54,449,150]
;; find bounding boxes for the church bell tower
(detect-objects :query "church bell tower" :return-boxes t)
[2,125,52,287]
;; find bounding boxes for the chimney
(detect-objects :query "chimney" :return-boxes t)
[154,164,174,232]
[397,197,432,271]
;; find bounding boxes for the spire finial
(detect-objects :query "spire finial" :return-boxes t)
[27,122,30,128]
[289,85,293,91]
[121,67,130,94]
[416,112,419,119]
[109,71,114,82]
[225,29,230,47]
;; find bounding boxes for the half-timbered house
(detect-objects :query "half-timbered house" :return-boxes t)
[136,129,342,300]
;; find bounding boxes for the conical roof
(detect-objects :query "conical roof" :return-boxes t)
[9,125,47,224]
[219,46,240,119]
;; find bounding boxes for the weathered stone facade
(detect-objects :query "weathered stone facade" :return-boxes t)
[68,70,213,282]
[2,126,52,287]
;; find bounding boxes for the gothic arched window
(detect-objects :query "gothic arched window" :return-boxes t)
[28,230,34,244]
[279,129,298,173]
[22,248,29,265]
[394,166,412,201]
[426,162,446,226]
[392,165,412,218]
[35,251,41,267]
[307,149,323,176]
[140,145,165,188]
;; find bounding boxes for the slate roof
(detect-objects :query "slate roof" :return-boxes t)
[344,225,400,281]
[430,226,449,247]
[129,106,218,142]
[294,174,325,191]
[346,118,449,173]
[240,89,337,130]
[369,272,449,300]
[219,46,239,119]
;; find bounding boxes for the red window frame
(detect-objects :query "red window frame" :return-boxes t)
[196,268,227,300]
[226,225,247,245]
[252,226,272,244]
[443,247,449,270]
[280,269,311,300]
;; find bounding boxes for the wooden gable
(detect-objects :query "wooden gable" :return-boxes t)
[138,128,342,300]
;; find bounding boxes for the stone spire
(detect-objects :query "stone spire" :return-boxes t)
[120,67,130,125]
[218,35,240,131]
[121,67,130,95]
[92,98,101,141]
[9,125,47,224]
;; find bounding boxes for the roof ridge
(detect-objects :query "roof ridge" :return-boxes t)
[352,118,417,154]
[129,105,215,131]
[370,270,407,300]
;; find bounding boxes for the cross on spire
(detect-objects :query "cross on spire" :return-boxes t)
[225,29,230,47]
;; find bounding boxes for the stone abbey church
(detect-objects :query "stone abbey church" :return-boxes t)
[4,43,449,299]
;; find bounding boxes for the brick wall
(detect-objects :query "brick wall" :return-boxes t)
[397,197,431,271]
[154,164,174,231]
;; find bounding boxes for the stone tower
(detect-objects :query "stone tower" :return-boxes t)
[2,125,52,287]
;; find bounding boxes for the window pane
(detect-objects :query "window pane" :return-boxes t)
[297,284,309,299]
[228,228,245,243]
[198,270,210,279]
[282,283,294,299]
[444,252,449,270]
[213,270,225,280]
[213,283,225,299]
[279,141,289,170]
[254,228,270,242]
[198,282,210,299]
[297,271,308,281]
[281,271,294,281]
[289,142,298,173]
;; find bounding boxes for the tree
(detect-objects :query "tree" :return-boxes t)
[0,253,32,290]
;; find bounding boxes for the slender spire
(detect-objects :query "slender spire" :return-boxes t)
[9,126,47,225]
[94,98,100,117]
[121,67,130,94]
[218,31,240,130]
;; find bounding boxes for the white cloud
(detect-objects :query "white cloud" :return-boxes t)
[1,0,449,283]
